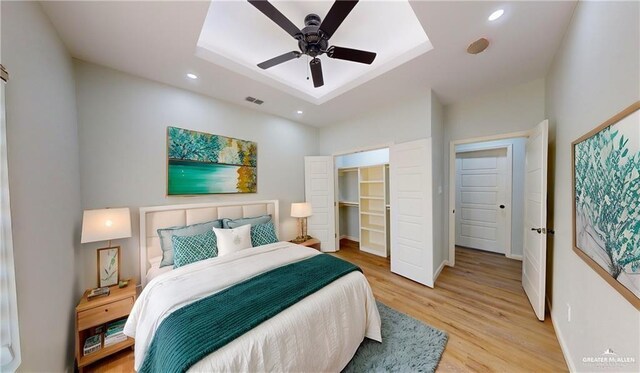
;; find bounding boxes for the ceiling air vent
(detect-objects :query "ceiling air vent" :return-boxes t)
[245,96,264,105]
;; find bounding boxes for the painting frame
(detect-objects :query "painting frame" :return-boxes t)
[97,246,120,288]
[166,126,258,196]
[571,101,640,309]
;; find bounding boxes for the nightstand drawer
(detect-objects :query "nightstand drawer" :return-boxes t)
[77,296,134,330]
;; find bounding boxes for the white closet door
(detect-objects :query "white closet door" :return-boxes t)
[455,148,511,254]
[304,156,336,252]
[390,139,434,287]
[523,120,549,321]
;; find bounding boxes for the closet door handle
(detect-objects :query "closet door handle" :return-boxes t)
[499,205,505,209]
[531,228,542,234]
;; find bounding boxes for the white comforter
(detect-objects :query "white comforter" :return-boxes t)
[124,242,381,372]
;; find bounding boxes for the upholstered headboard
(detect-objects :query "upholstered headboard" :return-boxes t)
[139,200,279,287]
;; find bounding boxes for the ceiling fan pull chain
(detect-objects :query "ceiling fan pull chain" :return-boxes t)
[306,55,310,81]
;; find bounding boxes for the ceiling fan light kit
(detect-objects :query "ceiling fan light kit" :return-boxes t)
[249,0,377,88]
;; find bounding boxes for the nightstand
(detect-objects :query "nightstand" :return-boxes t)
[75,280,136,372]
[291,237,321,250]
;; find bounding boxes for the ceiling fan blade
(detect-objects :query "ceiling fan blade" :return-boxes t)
[310,58,324,88]
[327,46,376,64]
[319,0,358,39]
[248,0,301,39]
[257,51,301,69]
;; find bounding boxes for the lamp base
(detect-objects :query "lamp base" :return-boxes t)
[292,235,312,244]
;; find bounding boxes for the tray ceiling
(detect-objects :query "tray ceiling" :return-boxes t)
[196,0,432,104]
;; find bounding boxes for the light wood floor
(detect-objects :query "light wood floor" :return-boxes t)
[87,240,567,372]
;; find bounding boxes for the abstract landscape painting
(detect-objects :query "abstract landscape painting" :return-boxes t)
[573,102,640,307]
[167,127,257,195]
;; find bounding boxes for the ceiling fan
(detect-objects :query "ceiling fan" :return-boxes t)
[248,0,377,88]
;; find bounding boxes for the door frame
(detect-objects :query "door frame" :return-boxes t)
[448,130,531,266]
[455,144,513,257]
[332,143,393,250]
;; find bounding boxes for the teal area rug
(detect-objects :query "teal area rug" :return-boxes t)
[343,302,448,373]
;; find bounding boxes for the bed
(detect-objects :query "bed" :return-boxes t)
[125,200,381,372]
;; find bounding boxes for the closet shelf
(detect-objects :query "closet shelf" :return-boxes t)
[361,224,385,233]
[360,211,385,217]
[339,201,359,207]
[360,195,384,200]
[359,180,384,184]
[360,242,386,256]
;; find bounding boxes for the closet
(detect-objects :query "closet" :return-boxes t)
[336,149,390,257]
[305,138,434,287]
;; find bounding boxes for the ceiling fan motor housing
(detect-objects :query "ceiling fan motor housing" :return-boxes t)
[250,0,376,88]
[298,13,328,57]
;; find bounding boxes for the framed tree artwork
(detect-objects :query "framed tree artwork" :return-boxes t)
[97,247,120,288]
[166,127,257,195]
[572,101,640,309]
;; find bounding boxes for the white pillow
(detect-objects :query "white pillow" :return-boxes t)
[213,224,252,256]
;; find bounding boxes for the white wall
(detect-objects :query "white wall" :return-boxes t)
[443,78,546,264]
[337,170,359,240]
[430,93,446,279]
[545,1,640,371]
[455,138,527,258]
[74,61,318,288]
[318,92,432,155]
[444,79,545,143]
[338,206,359,241]
[2,2,82,371]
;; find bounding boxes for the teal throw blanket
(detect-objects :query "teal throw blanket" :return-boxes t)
[139,254,361,373]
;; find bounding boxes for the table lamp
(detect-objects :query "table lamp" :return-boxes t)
[291,202,312,243]
[81,207,131,289]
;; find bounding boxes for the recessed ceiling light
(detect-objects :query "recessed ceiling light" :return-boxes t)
[296,110,303,115]
[488,9,504,21]
[186,73,198,79]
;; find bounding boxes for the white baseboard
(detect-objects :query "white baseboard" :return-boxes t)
[547,297,576,372]
[506,253,523,261]
[434,260,448,282]
[339,235,359,242]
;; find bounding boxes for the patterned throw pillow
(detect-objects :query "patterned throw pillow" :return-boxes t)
[251,222,279,247]
[157,219,222,268]
[171,230,218,268]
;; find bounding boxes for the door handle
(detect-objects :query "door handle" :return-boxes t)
[531,228,542,234]
[499,205,505,209]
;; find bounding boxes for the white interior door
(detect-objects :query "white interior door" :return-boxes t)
[523,120,549,321]
[304,156,336,252]
[390,139,434,287]
[455,148,511,254]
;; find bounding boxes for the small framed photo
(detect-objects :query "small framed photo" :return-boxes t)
[97,247,120,288]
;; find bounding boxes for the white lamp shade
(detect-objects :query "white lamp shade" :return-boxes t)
[291,202,312,218]
[81,208,132,244]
